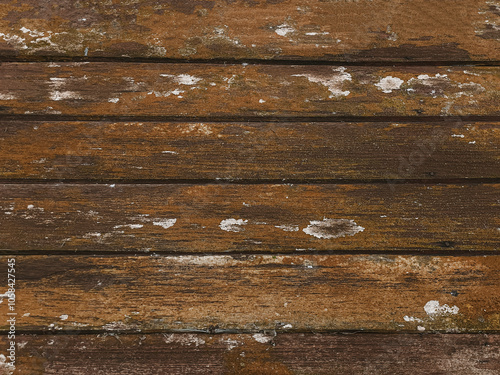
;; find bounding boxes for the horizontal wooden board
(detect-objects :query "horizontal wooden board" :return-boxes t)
[0,0,499,62]
[0,254,499,332]
[2,333,498,374]
[1,121,499,180]
[0,184,499,252]
[0,64,499,118]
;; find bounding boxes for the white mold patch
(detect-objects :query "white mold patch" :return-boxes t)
[0,354,15,373]
[219,218,248,232]
[59,314,68,320]
[413,73,449,85]
[181,123,213,135]
[253,333,273,343]
[403,315,423,323]
[0,93,16,100]
[223,338,241,350]
[160,74,202,85]
[152,218,177,229]
[0,32,27,49]
[275,224,299,232]
[292,67,352,97]
[49,77,67,88]
[424,300,459,317]
[50,91,82,101]
[162,333,206,347]
[20,27,44,37]
[303,218,365,239]
[108,98,119,103]
[148,89,184,98]
[113,224,144,229]
[0,290,13,304]
[275,23,295,37]
[375,76,404,93]
[102,321,133,331]
[16,341,28,349]
[305,31,330,36]
[172,255,231,267]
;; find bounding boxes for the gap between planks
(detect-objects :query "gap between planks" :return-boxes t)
[1,58,500,66]
[0,250,499,257]
[1,115,500,123]
[0,179,499,185]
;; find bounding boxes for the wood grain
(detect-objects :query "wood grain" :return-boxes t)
[1,121,499,180]
[0,0,498,62]
[1,333,498,374]
[0,255,498,332]
[0,183,498,252]
[0,64,499,118]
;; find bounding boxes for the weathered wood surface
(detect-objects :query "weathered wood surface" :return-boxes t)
[2,333,499,375]
[0,64,499,118]
[0,255,498,332]
[0,0,499,62]
[0,184,498,252]
[1,121,499,180]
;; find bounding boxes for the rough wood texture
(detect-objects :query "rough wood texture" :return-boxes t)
[0,255,498,332]
[1,121,499,180]
[0,0,499,62]
[1,333,498,374]
[0,183,498,252]
[0,64,499,118]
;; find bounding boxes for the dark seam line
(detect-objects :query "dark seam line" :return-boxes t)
[1,57,500,66]
[0,329,497,336]
[1,115,500,123]
[0,250,498,257]
[0,178,499,185]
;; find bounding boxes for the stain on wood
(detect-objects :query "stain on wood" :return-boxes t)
[0,121,499,181]
[0,0,498,61]
[0,255,498,332]
[0,64,499,118]
[1,333,498,374]
[0,183,498,252]
[1,1,499,372]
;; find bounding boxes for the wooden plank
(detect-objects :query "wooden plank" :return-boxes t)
[0,0,499,62]
[1,183,498,252]
[0,255,498,332]
[0,64,499,118]
[1,121,499,180]
[1,333,498,374]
